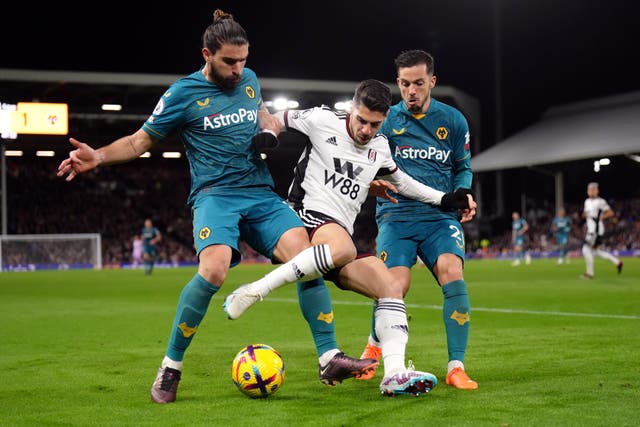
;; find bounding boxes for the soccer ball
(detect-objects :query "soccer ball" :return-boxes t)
[231,343,285,398]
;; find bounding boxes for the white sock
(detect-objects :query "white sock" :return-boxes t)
[318,349,340,366]
[161,356,183,371]
[374,298,408,377]
[595,249,619,265]
[251,245,334,296]
[582,244,594,276]
[448,360,464,374]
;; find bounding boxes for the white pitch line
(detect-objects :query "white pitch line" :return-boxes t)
[266,297,640,320]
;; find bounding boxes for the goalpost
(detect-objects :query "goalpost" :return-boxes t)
[0,233,102,271]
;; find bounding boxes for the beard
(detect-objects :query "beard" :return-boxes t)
[210,68,241,90]
[406,98,425,113]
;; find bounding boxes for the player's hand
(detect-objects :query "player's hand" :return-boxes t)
[56,138,100,181]
[369,179,398,203]
[258,110,282,136]
[252,130,279,151]
[441,188,476,210]
[440,189,477,223]
[459,194,477,223]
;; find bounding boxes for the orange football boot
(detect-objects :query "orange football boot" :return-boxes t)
[355,343,381,380]
[446,367,478,390]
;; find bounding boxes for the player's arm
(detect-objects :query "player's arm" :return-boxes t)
[380,168,443,204]
[453,161,473,191]
[452,156,475,222]
[602,207,615,221]
[57,128,156,181]
[381,168,475,211]
[452,121,473,190]
[450,121,475,221]
[369,179,399,204]
[252,108,287,151]
[258,103,282,135]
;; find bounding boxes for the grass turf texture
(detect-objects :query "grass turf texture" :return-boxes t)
[1,258,638,426]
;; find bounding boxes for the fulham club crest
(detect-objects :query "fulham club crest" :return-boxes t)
[368,149,377,163]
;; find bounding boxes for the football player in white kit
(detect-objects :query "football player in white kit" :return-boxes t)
[581,182,623,279]
[225,79,475,396]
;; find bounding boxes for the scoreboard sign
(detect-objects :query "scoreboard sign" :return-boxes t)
[10,102,68,135]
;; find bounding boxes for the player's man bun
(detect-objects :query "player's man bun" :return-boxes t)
[203,9,248,53]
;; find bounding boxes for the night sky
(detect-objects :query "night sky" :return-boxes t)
[4,1,640,214]
[5,0,639,147]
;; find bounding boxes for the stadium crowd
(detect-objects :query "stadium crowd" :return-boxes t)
[8,156,197,267]
[6,155,639,267]
[470,197,640,258]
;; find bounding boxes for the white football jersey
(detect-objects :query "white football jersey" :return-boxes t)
[583,197,610,236]
[278,106,443,235]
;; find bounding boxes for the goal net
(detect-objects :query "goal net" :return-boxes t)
[0,233,102,271]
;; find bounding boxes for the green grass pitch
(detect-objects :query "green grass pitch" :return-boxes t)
[1,258,638,426]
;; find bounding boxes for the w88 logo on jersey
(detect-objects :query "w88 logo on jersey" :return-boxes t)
[324,170,360,199]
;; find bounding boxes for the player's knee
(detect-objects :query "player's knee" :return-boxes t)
[198,261,229,285]
[435,257,463,284]
[329,244,357,268]
[273,228,311,262]
[386,277,405,299]
[401,281,410,297]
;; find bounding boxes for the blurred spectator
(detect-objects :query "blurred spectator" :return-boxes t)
[132,235,143,267]
[6,156,640,266]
